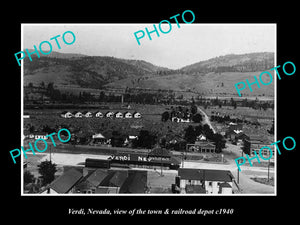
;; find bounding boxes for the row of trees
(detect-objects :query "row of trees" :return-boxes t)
[201,97,273,110]
[210,114,261,126]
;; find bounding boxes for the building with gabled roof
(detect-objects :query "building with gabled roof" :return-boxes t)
[176,168,234,194]
[105,111,114,118]
[95,111,104,118]
[133,112,142,119]
[115,111,123,118]
[124,112,132,118]
[119,170,147,193]
[99,170,128,188]
[82,111,93,118]
[42,168,83,194]
[61,111,73,118]
[73,111,83,118]
[187,141,216,153]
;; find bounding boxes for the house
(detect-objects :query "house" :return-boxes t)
[243,138,273,158]
[196,134,206,141]
[187,141,216,153]
[92,133,106,144]
[105,111,114,118]
[228,122,243,131]
[226,129,243,141]
[115,112,123,118]
[176,168,234,194]
[74,169,108,194]
[99,170,128,189]
[95,111,104,118]
[41,168,83,194]
[124,135,138,147]
[171,117,190,123]
[34,133,48,140]
[83,111,93,118]
[124,112,132,118]
[73,111,83,118]
[171,117,179,122]
[61,111,73,118]
[133,112,142,119]
[119,170,147,193]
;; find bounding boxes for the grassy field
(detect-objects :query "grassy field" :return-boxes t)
[24,103,194,141]
[203,105,274,119]
[105,71,274,98]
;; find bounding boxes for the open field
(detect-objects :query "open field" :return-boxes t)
[203,105,274,119]
[105,71,274,98]
[24,103,197,140]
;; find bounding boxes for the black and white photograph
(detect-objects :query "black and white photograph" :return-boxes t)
[3,3,299,221]
[21,23,276,196]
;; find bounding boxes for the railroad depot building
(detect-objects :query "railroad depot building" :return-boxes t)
[175,168,234,194]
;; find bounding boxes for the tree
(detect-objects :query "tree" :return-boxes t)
[190,104,198,115]
[38,160,57,186]
[184,125,197,144]
[24,170,34,185]
[212,133,226,153]
[192,113,203,123]
[133,130,157,149]
[111,130,125,147]
[161,111,170,122]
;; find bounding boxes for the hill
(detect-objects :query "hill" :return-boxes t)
[105,52,275,97]
[24,53,168,89]
[180,52,274,74]
[24,52,275,98]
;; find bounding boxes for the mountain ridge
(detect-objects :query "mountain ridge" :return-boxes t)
[23,51,275,97]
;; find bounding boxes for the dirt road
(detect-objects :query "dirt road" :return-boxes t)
[197,106,216,133]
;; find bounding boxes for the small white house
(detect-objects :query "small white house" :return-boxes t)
[73,111,83,118]
[133,112,142,119]
[83,111,93,118]
[61,111,73,118]
[95,111,104,118]
[124,112,132,119]
[115,112,123,118]
[105,111,114,118]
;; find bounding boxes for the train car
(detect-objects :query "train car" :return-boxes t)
[85,158,111,169]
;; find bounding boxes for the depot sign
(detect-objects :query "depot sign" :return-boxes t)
[111,153,169,162]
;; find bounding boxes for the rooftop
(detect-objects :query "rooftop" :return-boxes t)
[50,168,83,193]
[178,168,234,182]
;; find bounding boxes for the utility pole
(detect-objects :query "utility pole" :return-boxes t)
[267,158,270,182]
[49,145,52,163]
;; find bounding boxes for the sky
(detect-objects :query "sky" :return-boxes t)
[22,24,276,69]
